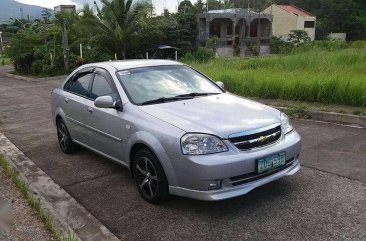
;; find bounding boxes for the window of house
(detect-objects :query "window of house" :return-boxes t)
[68,73,92,97]
[304,21,315,28]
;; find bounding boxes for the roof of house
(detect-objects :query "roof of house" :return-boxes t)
[207,8,258,15]
[277,5,315,17]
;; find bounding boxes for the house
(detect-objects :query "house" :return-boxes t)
[197,9,273,57]
[262,5,316,40]
[54,5,76,14]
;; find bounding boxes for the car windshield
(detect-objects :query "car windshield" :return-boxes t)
[116,65,223,105]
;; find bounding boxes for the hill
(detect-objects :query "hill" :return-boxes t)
[0,0,48,23]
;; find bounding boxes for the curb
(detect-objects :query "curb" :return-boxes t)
[275,106,366,128]
[5,73,67,82]
[0,133,120,241]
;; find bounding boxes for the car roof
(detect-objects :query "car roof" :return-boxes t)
[83,59,184,71]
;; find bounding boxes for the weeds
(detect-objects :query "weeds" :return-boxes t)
[186,47,366,107]
[0,155,78,241]
[285,107,312,119]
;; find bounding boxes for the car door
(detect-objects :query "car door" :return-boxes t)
[63,70,94,144]
[86,68,125,160]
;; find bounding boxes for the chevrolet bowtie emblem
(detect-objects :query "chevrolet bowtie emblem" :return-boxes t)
[258,136,267,142]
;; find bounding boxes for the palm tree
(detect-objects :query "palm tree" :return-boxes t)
[81,0,150,59]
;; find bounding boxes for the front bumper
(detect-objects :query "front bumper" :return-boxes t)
[169,159,300,201]
[166,130,302,200]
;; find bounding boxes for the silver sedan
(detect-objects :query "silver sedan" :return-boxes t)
[51,60,302,203]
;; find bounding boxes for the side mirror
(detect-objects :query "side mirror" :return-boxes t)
[216,81,225,89]
[94,96,115,108]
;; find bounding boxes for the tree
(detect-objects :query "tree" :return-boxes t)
[178,0,194,14]
[205,0,224,11]
[80,0,151,59]
[41,8,52,23]
[194,0,205,13]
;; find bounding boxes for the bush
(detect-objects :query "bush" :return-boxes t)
[181,48,215,63]
[180,52,195,62]
[271,36,293,54]
[206,36,219,52]
[288,30,311,45]
[193,48,215,63]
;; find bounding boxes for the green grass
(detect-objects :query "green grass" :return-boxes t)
[0,155,78,241]
[1,57,11,65]
[187,47,366,107]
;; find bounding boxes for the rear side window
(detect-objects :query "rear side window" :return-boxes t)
[91,74,117,100]
[69,73,92,97]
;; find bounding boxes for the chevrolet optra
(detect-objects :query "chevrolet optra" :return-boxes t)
[51,60,302,203]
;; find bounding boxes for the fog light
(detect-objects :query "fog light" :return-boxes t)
[208,180,222,190]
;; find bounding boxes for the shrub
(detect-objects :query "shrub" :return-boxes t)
[182,48,215,63]
[271,36,293,54]
[288,30,311,45]
[206,36,219,52]
[180,52,195,62]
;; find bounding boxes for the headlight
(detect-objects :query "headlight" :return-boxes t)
[181,133,228,155]
[281,113,294,134]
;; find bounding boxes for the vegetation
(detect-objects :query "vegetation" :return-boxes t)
[3,0,201,75]
[0,155,77,241]
[186,43,366,107]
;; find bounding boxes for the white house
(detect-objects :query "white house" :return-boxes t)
[262,5,316,40]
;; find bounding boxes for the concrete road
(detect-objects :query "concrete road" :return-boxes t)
[0,68,365,240]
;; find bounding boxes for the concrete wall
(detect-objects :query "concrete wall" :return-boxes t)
[262,5,316,40]
[216,47,234,57]
[328,33,346,41]
[262,5,297,38]
[300,16,316,40]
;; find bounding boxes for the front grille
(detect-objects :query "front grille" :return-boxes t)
[229,158,295,186]
[228,125,281,150]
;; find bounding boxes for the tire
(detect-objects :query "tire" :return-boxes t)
[133,148,169,203]
[56,119,79,154]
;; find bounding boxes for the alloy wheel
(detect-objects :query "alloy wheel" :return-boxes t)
[135,157,159,198]
[57,122,68,151]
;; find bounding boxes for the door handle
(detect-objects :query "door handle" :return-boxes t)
[87,106,93,113]
[64,97,69,103]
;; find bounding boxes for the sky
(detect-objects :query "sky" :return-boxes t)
[15,0,198,14]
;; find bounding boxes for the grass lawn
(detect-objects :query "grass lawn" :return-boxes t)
[188,48,366,107]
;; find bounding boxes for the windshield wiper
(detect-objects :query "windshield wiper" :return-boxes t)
[175,92,221,98]
[140,96,193,105]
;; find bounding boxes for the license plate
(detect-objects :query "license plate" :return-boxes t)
[257,152,286,174]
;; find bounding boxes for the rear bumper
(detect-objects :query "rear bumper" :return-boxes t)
[169,158,300,201]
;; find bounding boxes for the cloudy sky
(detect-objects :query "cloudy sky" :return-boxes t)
[15,0,197,14]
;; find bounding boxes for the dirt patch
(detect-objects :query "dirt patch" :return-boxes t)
[0,167,53,241]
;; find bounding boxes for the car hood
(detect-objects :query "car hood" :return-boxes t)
[138,93,281,138]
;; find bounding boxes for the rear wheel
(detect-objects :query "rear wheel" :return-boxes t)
[133,148,169,203]
[56,119,78,154]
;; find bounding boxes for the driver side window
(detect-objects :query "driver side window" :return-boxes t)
[68,73,92,98]
[91,74,118,100]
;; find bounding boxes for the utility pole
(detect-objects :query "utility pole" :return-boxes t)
[61,19,69,73]
[0,31,3,64]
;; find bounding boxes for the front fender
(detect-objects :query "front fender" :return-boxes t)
[126,131,178,186]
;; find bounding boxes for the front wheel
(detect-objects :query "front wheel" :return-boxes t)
[133,149,169,203]
[56,119,78,154]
